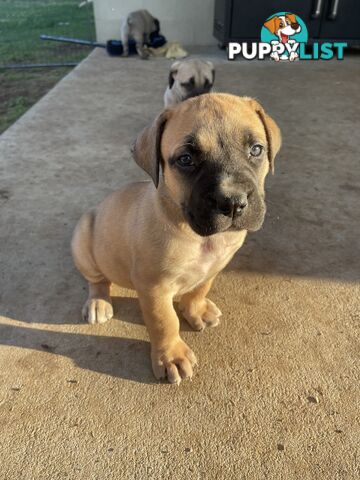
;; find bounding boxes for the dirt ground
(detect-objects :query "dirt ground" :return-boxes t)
[0,49,359,479]
[0,69,73,134]
[0,0,95,133]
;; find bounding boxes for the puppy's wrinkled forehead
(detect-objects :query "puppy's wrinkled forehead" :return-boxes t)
[161,94,267,159]
[178,60,213,80]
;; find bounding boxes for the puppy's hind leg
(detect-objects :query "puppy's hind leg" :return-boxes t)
[133,31,149,59]
[82,281,113,325]
[71,210,113,324]
[179,277,222,331]
[120,22,130,56]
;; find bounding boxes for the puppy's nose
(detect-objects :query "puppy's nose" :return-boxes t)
[291,22,299,29]
[233,196,248,216]
[207,193,248,217]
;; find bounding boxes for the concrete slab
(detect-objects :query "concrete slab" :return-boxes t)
[0,48,359,479]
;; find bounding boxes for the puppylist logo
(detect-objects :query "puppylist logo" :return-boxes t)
[228,12,347,62]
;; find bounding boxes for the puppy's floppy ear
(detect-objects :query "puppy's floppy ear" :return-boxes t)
[286,13,297,24]
[153,18,160,33]
[168,60,180,89]
[132,110,171,188]
[264,16,279,34]
[245,98,282,173]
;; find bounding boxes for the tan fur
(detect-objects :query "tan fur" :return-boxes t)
[72,94,281,384]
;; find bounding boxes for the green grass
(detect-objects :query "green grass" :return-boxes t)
[0,0,95,133]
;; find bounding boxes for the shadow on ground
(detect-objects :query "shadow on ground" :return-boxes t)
[0,322,155,384]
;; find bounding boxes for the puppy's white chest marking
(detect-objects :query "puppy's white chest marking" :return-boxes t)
[201,238,215,255]
[175,234,245,295]
[199,238,234,273]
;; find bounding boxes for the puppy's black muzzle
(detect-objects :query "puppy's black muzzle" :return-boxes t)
[184,86,212,101]
[185,172,265,236]
[205,192,248,218]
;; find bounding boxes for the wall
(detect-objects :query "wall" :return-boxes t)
[93,0,217,45]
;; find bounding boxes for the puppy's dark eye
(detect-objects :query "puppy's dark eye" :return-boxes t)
[176,154,194,168]
[181,77,195,90]
[250,144,263,157]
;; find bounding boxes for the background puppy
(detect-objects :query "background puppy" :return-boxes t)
[72,94,281,385]
[120,9,160,59]
[164,58,215,107]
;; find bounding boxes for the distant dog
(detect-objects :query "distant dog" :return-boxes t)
[120,9,160,59]
[164,59,215,107]
[264,13,301,62]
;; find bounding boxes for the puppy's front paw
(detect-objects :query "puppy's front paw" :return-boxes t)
[82,298,113,325]
[179,298,222,331]
[151,338,197,385]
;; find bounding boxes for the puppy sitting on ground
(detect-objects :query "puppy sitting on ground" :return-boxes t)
[120,9,160,59]
[164,58,215,107]
[72,94,281,384]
